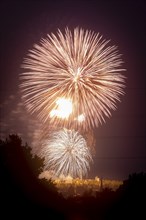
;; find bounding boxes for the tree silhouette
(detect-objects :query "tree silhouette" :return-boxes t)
[0,134,65,219]
[1,135,146,219]
[114,172,146,219]
[0,134,44,180]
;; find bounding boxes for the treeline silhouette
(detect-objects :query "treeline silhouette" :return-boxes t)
[0,134,146,219]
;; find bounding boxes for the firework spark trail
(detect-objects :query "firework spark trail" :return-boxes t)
[20,27,125,131]
[33,128,93,179]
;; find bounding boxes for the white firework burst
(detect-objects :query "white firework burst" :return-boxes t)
[20,27,125,130]
[34,128,93,179]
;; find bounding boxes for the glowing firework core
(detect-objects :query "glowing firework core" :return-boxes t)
[73,67,82,83]
[50,98,72,119]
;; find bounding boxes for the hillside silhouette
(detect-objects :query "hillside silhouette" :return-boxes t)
[0,134,145,219]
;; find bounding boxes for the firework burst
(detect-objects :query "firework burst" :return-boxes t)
[20,27,125,130]
[33,128,93,179]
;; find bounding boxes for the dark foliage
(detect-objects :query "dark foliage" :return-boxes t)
[0,134,145,219]
[0,134,65,219]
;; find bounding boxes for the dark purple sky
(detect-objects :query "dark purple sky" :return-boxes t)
[0,0,146,180]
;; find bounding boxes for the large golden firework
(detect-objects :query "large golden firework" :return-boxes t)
[20,27,125,131]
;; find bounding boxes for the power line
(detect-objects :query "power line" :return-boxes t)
[95,135,146,139]
[94,156,146,159]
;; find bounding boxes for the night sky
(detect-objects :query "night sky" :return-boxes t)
[0,0,146,180]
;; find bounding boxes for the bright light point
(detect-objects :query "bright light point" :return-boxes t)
[50,98,72,119]
[77,114,85,122]
[56,98,72,118]
[49,109,58,117]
